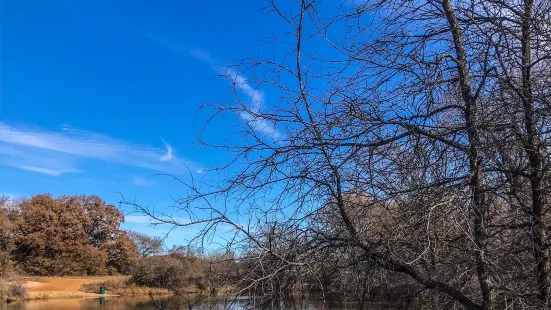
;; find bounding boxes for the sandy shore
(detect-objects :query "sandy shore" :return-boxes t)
[21,276,127,300]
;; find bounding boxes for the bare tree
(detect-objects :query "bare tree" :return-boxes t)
[125,0,551,309]
[129,230,165,259]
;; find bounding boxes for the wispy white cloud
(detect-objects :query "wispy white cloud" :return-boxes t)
[160,139,173,162]
[0,123,194,175]
[17,165,70,176]
[123,225,199,239]
[125,214,190,225]
[148,40,279,139]
[0,143,79,177]
[188,49,280,139]
[223,68,280,139]
[132,176,153,187]
[188,49,215,66]
[125,215,153,224]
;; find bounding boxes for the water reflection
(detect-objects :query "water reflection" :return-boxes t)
[3,296,360,310]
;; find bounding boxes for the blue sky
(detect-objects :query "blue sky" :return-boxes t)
[0,0,293,246]
[1,0,358,248]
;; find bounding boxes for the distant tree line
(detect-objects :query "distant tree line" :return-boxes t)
[131,245,237,297]
[0,193,236,301]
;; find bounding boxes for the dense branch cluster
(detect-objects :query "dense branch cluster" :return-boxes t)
[133,0,551,309]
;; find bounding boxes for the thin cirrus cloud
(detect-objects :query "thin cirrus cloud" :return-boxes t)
[17,165,68,177]
[132,176,153,187]
[189,49,280,139]
[147,34,280,139]
[160,139,173,161]
[0,142,80,176]
[125,215,190,225]
[124,215,155,224]
[0,123,193,176]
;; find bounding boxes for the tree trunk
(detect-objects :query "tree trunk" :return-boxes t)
[521,0,550,305]
[441,0,492,308]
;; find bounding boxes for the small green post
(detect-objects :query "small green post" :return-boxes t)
[99,286,106,294]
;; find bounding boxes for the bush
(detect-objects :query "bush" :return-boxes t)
[104,277,129,290]
[1,278,28,301]
[79,277,170,297]
[129,253,236,296]
[8,280,27,300]
[131,256,188,290]
[0,253,12,278]
[79,277,130,293]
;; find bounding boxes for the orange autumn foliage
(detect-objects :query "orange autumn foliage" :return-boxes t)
[10,194,138,276]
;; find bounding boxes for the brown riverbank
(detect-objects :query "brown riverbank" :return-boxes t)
[14,276,170,301]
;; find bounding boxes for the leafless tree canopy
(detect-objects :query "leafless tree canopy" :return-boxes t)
[128,0,551,309]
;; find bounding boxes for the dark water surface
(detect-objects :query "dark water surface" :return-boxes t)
[2,296,364,310]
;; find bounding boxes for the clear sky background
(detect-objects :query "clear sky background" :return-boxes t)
[0,0,352,248]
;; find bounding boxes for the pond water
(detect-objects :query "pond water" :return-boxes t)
[2,296,365,310]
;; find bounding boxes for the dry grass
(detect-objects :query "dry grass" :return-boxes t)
[1,278,29,302]
[13,276,49,283]
[7,276,128,301]
[1,276,172,301]
[25,291,100,300]
[79,277,129,292]
[2,275,191,302]
[24,276,127,292]
[79,277,171,296]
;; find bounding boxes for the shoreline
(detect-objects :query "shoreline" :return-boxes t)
[4,276,172,303]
